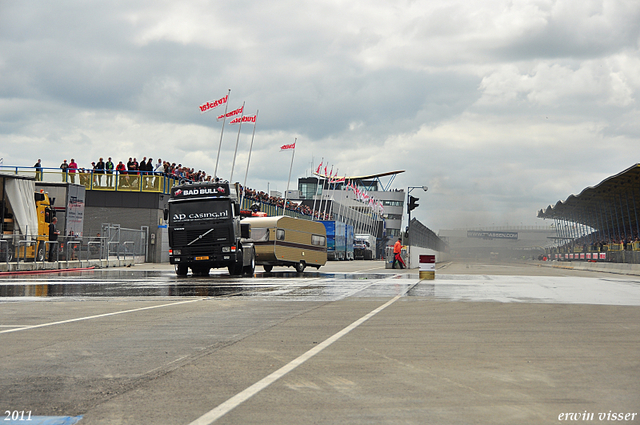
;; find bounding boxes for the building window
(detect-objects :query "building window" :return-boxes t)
[299,182,321,199]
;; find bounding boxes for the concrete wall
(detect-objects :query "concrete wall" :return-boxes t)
[84,191,169,263]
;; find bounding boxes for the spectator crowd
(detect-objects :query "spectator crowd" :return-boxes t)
[551,229,640,253]
[35,157,333,220]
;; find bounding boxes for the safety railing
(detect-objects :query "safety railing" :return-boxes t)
[0,240,8,267]
[16,240,37,270]
[607,243,624,252]
[3,166,335,220]
[0,234,141,268]
[0,166,181,195]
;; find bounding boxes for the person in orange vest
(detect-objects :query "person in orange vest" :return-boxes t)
[392,238,405,269]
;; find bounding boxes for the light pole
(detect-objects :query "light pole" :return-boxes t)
[406,185,428,268]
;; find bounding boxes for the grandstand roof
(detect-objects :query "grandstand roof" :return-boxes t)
[537,164,640,231]
[313,170,404,180]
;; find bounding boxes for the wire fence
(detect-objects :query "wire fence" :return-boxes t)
[0,224,147,266]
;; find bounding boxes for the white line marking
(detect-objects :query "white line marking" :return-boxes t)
[0,299,202,335]
[188,280,418,425]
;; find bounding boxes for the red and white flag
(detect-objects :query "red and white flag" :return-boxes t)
[229,115,257,124]
[217,105,243,121]
[280,142,296,151]
[315,161,323,175]
[199,94,228,114]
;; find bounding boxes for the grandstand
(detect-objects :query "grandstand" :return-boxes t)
[537,164,640,263]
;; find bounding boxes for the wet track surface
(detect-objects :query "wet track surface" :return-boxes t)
[0,269,411,300]
[1,265,640,305]
[2,262,640,425]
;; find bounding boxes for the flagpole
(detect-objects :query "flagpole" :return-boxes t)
[240,110,259,210]
[282,138,296,216]
[334,170,343,222]
[311,157,323,221]
[229,101,245,184]
[214,88,231,180]
[322,165,332,219]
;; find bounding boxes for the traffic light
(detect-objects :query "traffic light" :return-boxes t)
[408,195,419,212]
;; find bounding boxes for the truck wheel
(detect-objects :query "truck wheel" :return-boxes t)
[175,264,188,276]
[243,249,255,277]
[228,250,244,276]
[295,261,305,273]
[263,265,273,273]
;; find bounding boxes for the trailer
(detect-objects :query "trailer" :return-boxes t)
[243,216,327,273]
[345,224,354,260]
[319,220,346,260]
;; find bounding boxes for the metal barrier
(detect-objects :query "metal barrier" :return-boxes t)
[0,240,8,267]
[17,240,37,269]
[123,241,134,261]
[0,233,141,269]
[102,224,147,262]
[65,240,82,268]
[87,241,102,261]
[108,241,120,261]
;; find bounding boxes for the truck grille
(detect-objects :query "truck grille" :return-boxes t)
[172,227,231,248]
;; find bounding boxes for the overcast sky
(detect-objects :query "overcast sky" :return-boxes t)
[1,0,639,231]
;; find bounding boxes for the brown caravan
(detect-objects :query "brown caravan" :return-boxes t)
[243,216,327,273]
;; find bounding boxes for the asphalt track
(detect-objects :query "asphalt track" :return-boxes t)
[1,261,639,424]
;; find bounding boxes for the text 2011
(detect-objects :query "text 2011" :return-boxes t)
[4,411,32,421]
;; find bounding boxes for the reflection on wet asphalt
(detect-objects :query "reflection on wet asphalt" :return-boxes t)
[3,269,638,305]
[0,269,412,299]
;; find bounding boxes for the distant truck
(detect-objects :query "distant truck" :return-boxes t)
[354,234,376,260]
[319,220,346,260]
[166,182,255,277]
[1,174,56,262]
[345,224,354,260]
[243,216,327,273]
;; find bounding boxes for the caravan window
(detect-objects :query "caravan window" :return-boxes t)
[276,229,285,241]
[311,234,325,246]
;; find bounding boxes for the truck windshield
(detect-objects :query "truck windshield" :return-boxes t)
[170,199,231,225]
